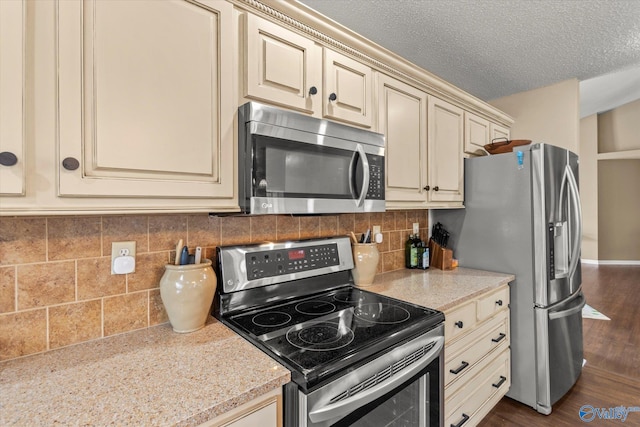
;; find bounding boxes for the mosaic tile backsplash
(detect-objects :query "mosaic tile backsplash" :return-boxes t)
[0,211,428,361]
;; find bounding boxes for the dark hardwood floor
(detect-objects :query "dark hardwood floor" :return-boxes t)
[478,264,640,427]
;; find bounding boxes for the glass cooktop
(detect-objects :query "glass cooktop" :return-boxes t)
[224,286,444,388]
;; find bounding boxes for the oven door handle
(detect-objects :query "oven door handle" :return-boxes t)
[308,336,444,424]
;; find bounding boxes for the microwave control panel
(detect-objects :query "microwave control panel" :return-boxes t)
[246,243,339,280]
[366,154,385,200]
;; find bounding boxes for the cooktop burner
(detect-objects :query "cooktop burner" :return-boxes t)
[354,303,411,324]
[252,311,292,328]
[295,300,336,315]
[287,322,355,351]
[225,286,444,381]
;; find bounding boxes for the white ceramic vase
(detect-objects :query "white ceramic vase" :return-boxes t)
[159,259,217,333]
[351,243,380,287]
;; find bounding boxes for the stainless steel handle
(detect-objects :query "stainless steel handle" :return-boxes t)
[308,336,444,423]
[549,292,586,320]
[355,143,370,208]
[566,165,582,280]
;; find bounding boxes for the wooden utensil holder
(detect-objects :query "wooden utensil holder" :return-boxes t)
[429,239,454,270]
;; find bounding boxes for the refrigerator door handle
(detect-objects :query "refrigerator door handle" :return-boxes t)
[566,165,582,280]
[549,292,586,320]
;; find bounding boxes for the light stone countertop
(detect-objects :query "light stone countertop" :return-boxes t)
[0,318,290,427]
[364,267,515,312]
[0,267,513,426]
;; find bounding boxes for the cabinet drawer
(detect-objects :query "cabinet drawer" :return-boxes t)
[445,300,477,341]
[445,348,510,426]
[477,285,509,322]
[445,312,509,387]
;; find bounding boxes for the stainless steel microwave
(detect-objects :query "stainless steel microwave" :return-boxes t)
[238,102,385,215]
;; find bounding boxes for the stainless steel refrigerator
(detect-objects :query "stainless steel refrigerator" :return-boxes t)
[432,143,585,415]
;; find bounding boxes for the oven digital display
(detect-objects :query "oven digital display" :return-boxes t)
[288,249,306,260]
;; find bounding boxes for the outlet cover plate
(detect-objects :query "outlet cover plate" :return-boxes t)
[111,241,136,274]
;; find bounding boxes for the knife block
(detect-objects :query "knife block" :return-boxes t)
[429,239,454,270]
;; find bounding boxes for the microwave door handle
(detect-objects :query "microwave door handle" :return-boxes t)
[566,165,582,279]
[355,144,370,208]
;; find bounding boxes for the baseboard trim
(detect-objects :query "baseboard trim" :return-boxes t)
[582,259,640,265]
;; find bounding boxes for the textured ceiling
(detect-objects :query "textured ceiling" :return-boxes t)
[298,0,640,116]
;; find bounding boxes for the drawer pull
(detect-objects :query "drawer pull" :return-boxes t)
[492,375,507,388]
[449,361,469,375]
[450,413,470,427]
[454,321,464,329]
[496,299,503,306]
[491,333,506,343]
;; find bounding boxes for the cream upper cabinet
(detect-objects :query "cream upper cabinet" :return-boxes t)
[377,74,428,206]
[490,122,511,142]
[243,12,373,128]
[323,49,373,128]
[243,12,321,114]
[464,112,490,156]
[0,0,25,196]
[57,0,235,200]
[427,97,464,204]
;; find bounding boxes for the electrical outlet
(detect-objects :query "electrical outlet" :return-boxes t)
[111,241,136,275]
[372,225,381,235]
[413,222,420,235]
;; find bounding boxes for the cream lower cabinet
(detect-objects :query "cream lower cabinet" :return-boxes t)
[377,74,429,206]
[199,388,282,427]
[0,0,25,196]
[427,97,464,205]
[243,12,373,129]
[444,284,511,427]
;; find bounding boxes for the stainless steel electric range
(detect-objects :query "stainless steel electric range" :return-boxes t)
[214,236,445,427]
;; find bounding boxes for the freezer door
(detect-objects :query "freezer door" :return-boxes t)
[532,144,582,306]
[534,290,585,414]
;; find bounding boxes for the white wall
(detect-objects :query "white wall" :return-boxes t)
[489,79,580,154]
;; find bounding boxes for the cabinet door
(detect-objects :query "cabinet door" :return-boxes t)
[244,13,321,114]
[490,122,511,142]
[428,97,464,203]
[464,112,490,156]
[0,0,25,196]
[323,49,373,128]
[57,0,234,199]
[378,74,428,205]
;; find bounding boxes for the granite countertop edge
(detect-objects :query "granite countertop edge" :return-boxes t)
[0,267,513,426]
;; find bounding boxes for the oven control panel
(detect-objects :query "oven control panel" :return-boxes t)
[247,243,339,280]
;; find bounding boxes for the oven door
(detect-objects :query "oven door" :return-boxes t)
[298,327,444,427]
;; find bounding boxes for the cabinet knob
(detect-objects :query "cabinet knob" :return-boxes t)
[62,157,80,171]
[434,186,439,191]
[496,299,503,306]
[423,185,430,191]
[0,152,18,167]
[308,86,318,96]
[454,320,464,329]
[329,92,337,101]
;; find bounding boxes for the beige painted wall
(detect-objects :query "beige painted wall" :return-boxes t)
[580,114,598,260]
[598,99,640,153]
[598,160,640,260]
[489,79,580,154]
